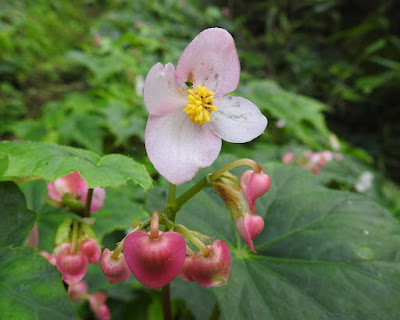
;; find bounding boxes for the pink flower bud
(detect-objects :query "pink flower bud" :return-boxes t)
[89,292,110,320]
[240,170,271,212]
[56,251,89,285]
[47,171,106,213]
[68,281,88,302]
[39,251,57,266]
[190,240,231,287]
[25,222,39,248]
[235,213,264,253]
[79,239,102,264]
[89,292,106,309]
[123,231,186,290]
[95,304,111,320]
[179,251,195,282]
[100,248,131,283]
[47,171,83,202]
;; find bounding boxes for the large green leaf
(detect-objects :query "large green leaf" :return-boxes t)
[0,181,36,248]
[0,140,152,189]
[172,163,400,319]
[0,246,77,320]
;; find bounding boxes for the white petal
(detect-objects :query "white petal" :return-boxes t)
[210,96,267,143]
[145,111,222,185]
[175,28,240,99]
[144,63,187,115]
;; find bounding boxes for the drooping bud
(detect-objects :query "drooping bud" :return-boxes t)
[56,251,89,285]
[179,250,195,282]
[123,212,186,289]
[68,281,88,302]
[95,304,111,320]
[240,170,271,212]
[235,213,264,253]
[25,222,39,248]
[79,238,102,264]
[190,240,231,287]
[100,248,130,283]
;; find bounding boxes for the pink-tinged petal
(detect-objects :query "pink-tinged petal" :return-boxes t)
[175,28,240,98]
[25,222,39,248]
[144,62,187,115]
[145,110,222,185]
[56,252,89,285]
[80,187,106,213]
[240,170,271,212]
[210,96,267,143]
[100,249,131,283]
[235,213,264,253]
[47,171,83,201]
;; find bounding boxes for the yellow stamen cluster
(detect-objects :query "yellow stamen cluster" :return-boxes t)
[183,85,218,125]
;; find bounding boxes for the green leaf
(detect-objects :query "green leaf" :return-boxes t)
[0,246,77,320]
[0,181,36,248]
[172,162,400,319]
[93,184,149,242]
[0,140,152,189]
[239,80,331,148]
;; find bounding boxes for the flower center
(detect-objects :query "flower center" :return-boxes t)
[183,85,218,125]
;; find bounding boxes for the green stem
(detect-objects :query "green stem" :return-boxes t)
[162,284,172,320]
[209,302,220,320]
[171,158,260,219]
[174,224,211,256]
[70,219,79,253]
[84,188,93,217]
[209,158,261,181]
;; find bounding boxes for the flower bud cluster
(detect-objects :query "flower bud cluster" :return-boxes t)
[282,150,343,174]
[214,168,271,253]
[39,219,102,285]
[114,213,231,290]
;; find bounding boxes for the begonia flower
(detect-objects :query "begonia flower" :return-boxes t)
[144,28,267,185]
[47,171,105,213]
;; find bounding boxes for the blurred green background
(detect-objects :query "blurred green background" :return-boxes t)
[1,0,399,211]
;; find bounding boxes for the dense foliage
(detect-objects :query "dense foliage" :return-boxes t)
[1,0,400,319]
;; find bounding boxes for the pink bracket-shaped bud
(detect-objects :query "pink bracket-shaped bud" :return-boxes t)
[190,240,231,287]
[89,292,110,320]
[123,230,186,290]
[100,248,131,283]
[236,213,264,253]
[79,238,102,264]
[240,170,271,212]
[56,251,89,285]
